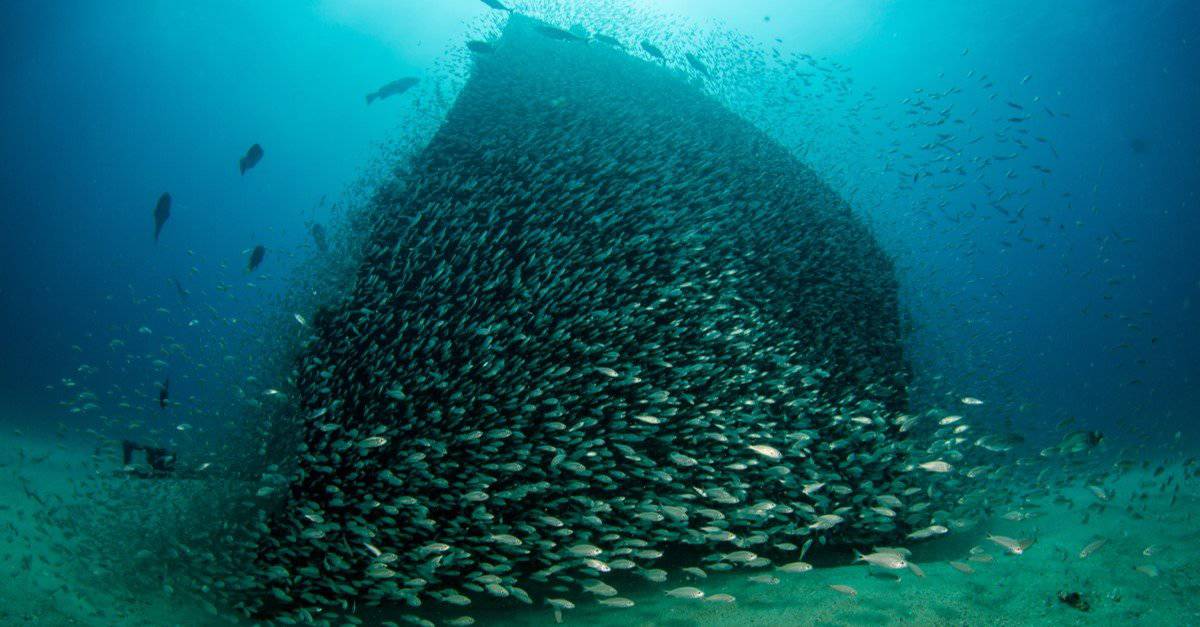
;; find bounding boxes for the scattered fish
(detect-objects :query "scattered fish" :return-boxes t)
[829,584,858,597]
[684,53,711,77]
[986,533,1034,555]
[1079,538,1107,559]
[247,245,266,272]
[949,561,974,574]
[310,223,328,253]
[366,77,419,105]
[975,432,1024,452]
[158,378,169,409]
[666,586,704,599]
[640,40,665,60]
[153,192,171,243]
[239,143,263,175]
[854,551,907,569]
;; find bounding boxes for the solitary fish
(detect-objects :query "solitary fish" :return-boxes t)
[153,192,171,243]
[854,550,907,569]
[239,143,264,175]
[248,245,266,272]
[961,397,984,405]
[1135,564,1159,578]
[640,40,665,61]
[949,561,974,574]
[1055,430,1104,455]
[986,533,1034,555]
[366,77,419,105]
[829,584,857,597]
[685,53,711,77]
[975,432,1024,452]
[158,378,169,409]
[1079,538,1106,559]
[310,223,328,253]
[171,277,189,303]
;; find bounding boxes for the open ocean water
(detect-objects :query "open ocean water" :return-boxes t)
[1,1,1197,625]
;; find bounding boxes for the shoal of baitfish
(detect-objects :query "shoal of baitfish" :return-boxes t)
[180,14,1026,625]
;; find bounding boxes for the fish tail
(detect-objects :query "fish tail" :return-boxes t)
[366,92,377,106]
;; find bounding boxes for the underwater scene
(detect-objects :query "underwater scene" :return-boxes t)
[1,1,1197,625]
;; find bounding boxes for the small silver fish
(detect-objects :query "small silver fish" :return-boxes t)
[1079,538,1106,559]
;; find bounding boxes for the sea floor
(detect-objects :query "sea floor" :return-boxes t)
[2,429,1197,626]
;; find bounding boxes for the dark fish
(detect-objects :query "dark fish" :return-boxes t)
[685,53,711,77]
[975,432,1025,452]
[239,144,264,175]
[593,34,623,48]
[310,223,328,253]
[171,277,189,303]
[248,245,266,272]
[153,193,171,243]
[478,0,510,11]
[466,40,496,54]
[535,25,587,42]
[1056,430,1104,455]
[640,40,665,60]
[158,378,169,409]
[366,77,419,105]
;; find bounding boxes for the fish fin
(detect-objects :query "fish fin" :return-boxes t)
[366,92,376,105]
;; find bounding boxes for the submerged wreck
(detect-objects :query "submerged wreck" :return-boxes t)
[234,15,951,623]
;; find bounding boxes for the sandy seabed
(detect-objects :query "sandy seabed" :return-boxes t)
[2,429,1197,626]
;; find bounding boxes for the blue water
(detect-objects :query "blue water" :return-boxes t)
[0,1,1197,624]
[3,1,1194,443]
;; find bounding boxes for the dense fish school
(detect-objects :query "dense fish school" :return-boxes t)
[216,16,994,625]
